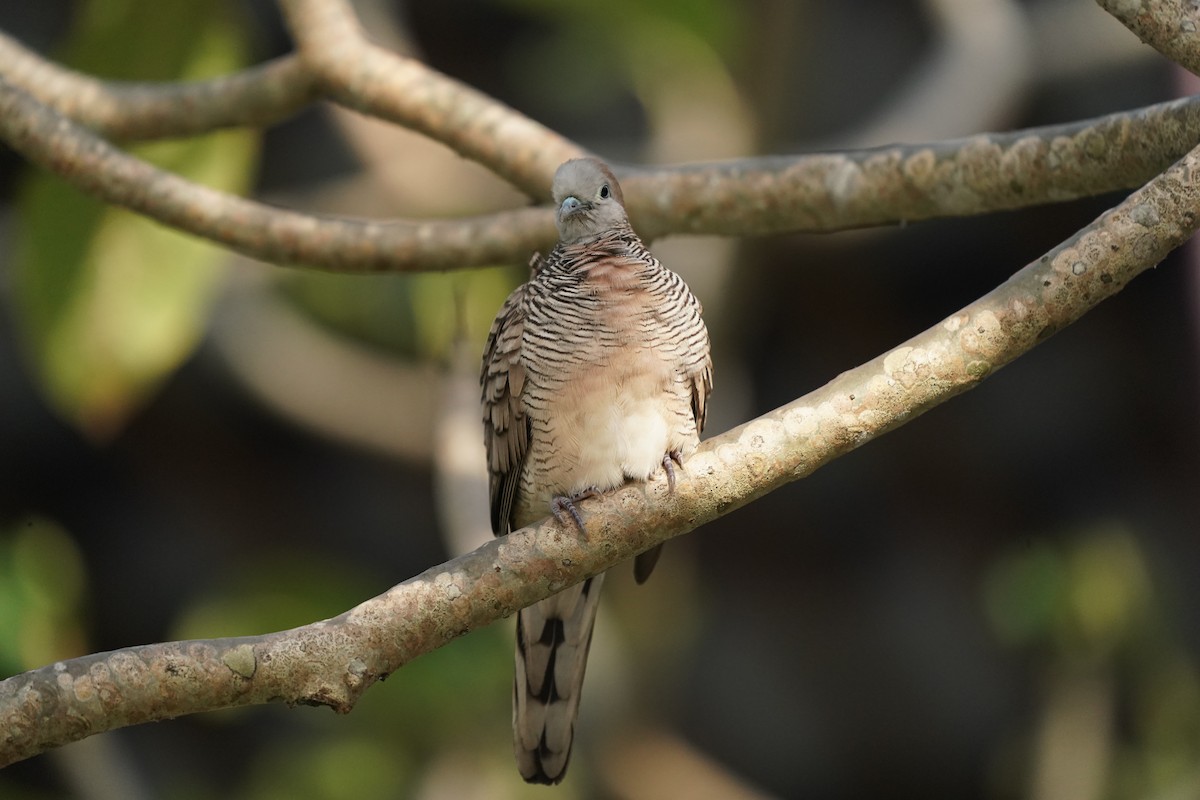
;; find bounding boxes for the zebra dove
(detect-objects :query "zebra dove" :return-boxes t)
[481,157,713,784]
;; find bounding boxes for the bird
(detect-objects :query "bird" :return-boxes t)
[480,157,713,784]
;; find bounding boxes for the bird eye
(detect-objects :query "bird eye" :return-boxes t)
[599,184,610,199]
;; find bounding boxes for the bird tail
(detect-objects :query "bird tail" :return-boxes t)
[512,573,605,784]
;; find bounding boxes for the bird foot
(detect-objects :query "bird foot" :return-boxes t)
[661,449,685,493]
[550,487,602,535]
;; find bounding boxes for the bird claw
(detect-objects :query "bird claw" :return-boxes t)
[550,487,601,535]
[661,449,685,494]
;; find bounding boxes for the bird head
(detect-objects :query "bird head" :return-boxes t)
[551,158,628,244]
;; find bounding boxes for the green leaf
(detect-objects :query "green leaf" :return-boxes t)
[12,0,260,438]
[0,516,88,676]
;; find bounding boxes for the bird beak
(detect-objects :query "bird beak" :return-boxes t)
[559,196,583,219]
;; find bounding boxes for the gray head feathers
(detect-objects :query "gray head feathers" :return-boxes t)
[551,158,628,244]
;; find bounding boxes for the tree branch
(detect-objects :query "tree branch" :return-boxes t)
[276,0,587,197]
[0,77,556,272]
[1096,0,1200,75]
[3,73,1199,272]
[623,95,1200,237]
[6,132,1200,768]
[0,30,319,140]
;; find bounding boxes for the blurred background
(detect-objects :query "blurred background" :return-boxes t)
[2,0,1199,798]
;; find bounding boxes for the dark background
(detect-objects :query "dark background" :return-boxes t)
[2,1,1198,798]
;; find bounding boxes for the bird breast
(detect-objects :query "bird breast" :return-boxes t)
[516,290,697,526]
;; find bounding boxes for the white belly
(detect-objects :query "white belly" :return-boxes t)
[517,352,696,524]
[566,391,673,491]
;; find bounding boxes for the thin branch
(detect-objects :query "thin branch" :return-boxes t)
[4,76,1200,272]
[276,0,586,197]
[0,31,319,140]
[6,133,1200,768]
[1095,0,1200,75]
[0,77,555,272]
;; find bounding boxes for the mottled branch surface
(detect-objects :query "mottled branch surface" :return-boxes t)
[5,130,1200,767]
[622,96,1200,237]
[1096,0,1200,75]
[277,0,585,198]
[0,31,319,140]
[0,78,555,272]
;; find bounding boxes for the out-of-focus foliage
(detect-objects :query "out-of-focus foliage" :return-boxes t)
[983,523,1153,654]
[12,0,259,438]
[984,523,1200,799]
[501,0,752,160]
[502,0,743,109]
[171,556,380,641]
[240,734,412,800]
[282,266,521,362]
[0,516,87,677]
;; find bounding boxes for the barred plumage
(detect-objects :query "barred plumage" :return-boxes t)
[481,158,712,784]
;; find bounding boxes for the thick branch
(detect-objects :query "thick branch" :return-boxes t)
[276,0,585,197]
[0,31,319,140]
[625,96,1200,237]
[1096,0,1200,75]
[4,76,1200,272]
[5,134,1200,768]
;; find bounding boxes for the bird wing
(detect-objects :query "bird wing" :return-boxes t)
[481,281,530,537]
[691,340,714,435]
